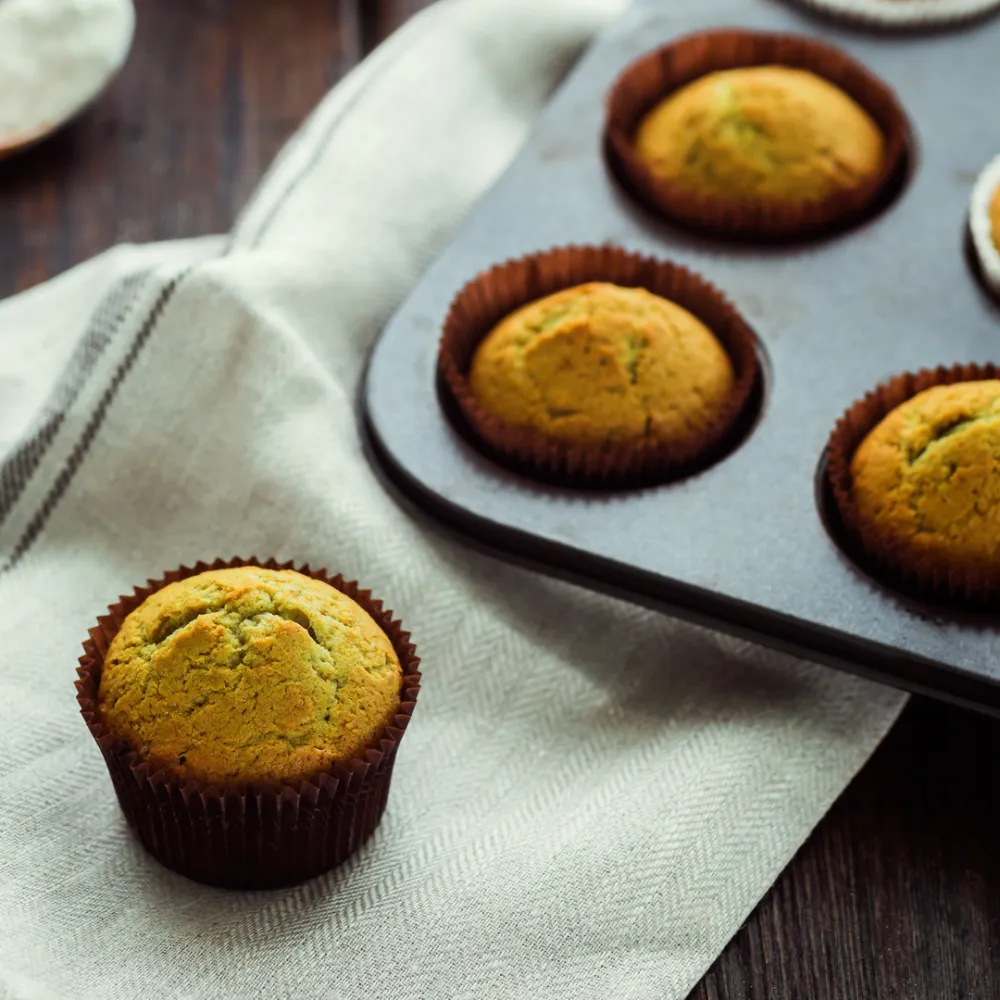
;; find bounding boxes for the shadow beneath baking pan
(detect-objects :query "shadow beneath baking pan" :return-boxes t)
[361,407,860,735]
[444,539,817,726]
[393,548,843,756]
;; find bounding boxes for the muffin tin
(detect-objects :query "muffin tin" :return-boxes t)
[363,0,1000,715]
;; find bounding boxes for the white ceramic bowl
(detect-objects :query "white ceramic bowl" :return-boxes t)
[0,0,136,159]
[792,0,1000,29]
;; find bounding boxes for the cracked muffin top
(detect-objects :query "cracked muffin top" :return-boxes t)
[850,381,1000,580]
[467,282,735,450]
[634,66,885,204]
[97,566,402,786]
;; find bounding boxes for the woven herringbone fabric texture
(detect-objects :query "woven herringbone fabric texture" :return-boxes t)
[0,2,904,997]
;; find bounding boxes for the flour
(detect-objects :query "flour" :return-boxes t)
[0,0,135,146]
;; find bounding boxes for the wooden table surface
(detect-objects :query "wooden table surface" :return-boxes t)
[2,2,999,997]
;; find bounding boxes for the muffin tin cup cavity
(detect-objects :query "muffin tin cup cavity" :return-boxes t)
[825,363,1000,608]
[604,29,912,241]
[75,557,422,891]
[438,244,764,489]
[789,0,1000,30]
[969,154,1000,297]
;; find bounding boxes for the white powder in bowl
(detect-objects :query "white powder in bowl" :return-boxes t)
[0,0,135,147]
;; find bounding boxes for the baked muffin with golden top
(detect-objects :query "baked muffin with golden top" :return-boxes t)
[98,566,402,785]
[468,282,735,451]
[850,381,1000,586]
[634,66,885,205]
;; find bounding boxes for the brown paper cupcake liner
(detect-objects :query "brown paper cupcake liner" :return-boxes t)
[438,244,763,489]
[604,29,912,241]
[75,556,421,890]
[826,363,1000,607]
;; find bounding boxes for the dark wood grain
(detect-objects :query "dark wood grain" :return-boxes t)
[2,2,998,997]
[0,0,361,298]
[691,698,1000,1000]
[361,0,431,50]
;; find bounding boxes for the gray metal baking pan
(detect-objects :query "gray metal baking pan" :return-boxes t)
[363,0,1000,715]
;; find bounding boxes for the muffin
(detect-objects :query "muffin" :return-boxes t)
[98,566,402,785]
[439,246,761,487]
[468,282,735,451]
[78,559,420,888]
[634,67,885,206]
[605,30,909,239]
[848,380,1000,595]
[969,154,1000,297]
